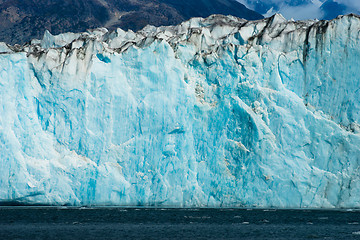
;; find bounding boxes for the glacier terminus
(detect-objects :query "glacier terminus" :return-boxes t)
[0,14,360,208]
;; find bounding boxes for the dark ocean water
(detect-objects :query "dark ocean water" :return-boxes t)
[0,207,359,239]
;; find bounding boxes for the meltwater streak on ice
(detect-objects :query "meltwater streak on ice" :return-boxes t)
[0,14,360,207]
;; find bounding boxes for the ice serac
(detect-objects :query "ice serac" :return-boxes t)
[1,14,360,207]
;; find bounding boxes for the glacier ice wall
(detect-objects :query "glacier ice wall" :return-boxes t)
[1,14,360,207]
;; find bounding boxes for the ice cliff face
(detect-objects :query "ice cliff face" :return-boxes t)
[1,14,360,207]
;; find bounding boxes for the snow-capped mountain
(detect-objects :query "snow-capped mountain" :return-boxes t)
[1,14,360,207]
[237,0,360,20]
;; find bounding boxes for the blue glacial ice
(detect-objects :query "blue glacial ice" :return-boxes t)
[0,14,360,207]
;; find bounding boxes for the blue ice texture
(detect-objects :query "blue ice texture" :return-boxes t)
[0,14,360,208]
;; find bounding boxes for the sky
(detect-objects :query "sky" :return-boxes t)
[236,0,360,20]
[264,2,322,20]
[337,0,360,11]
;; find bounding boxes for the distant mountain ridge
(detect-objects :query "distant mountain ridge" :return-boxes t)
[0,0,263,44]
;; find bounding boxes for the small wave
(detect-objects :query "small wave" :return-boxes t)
[185,216,211,219]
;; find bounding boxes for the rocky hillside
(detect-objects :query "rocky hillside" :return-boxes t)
[0,0,263,44]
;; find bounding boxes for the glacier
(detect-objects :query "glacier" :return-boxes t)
[0,14,360,208]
